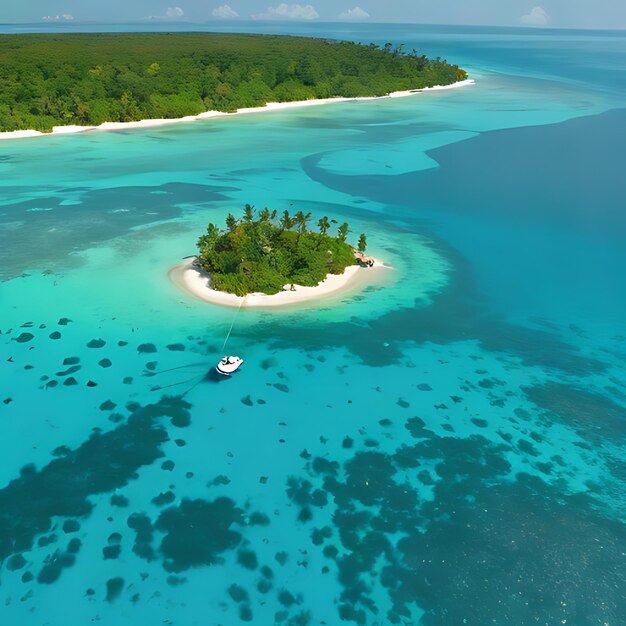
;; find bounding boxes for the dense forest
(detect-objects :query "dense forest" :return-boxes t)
[196,206,366,296]
[0,33,467,132]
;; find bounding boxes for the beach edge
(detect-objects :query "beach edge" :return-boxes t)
[0,79,475,141]
[168,257,389,309]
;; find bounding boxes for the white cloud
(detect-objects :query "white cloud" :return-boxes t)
[212,4,239,19]
[253,3,320,20]
[165,6,184,18]
[338,6,369,20]
[520,6,549,26]
[41,14,75,22]
[148,6,184,20]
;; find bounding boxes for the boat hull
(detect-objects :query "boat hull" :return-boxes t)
[215,357,244,376]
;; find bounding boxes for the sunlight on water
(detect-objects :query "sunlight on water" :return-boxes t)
[0,24,624,626]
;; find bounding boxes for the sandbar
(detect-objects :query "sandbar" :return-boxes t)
[168,257,390,309]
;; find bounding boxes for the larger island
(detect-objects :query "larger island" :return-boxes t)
[0,32,468,133]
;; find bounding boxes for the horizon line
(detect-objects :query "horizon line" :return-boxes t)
[0,20,625,34]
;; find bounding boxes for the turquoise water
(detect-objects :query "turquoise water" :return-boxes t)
[1,24,625,626]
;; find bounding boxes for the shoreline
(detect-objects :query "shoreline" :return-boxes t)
[0,79,475,141]
[168,257,390,309]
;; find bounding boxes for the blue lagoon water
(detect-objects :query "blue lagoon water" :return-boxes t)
[0,24,625,625]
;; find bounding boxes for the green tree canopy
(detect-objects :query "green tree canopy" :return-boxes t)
[0,33,467,132]
[196,207,367,296]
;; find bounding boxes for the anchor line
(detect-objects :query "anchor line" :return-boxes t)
[221,295,247,354]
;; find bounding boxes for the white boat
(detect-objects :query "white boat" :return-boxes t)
[216,356,244,376]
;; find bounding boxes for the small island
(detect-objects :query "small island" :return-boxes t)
[169,206,384,308]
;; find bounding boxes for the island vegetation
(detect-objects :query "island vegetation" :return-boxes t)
[196,206,368,296]
[0,32,467,132]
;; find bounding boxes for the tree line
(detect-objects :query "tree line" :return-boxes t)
[196,205,368,296]
[0,33,468,132]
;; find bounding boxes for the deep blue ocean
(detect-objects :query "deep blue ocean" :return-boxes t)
[0,21,624,626]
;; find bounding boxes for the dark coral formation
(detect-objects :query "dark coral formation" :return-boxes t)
[288,432,625,625]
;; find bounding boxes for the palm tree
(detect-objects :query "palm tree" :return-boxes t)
[225,213,237,233]
[243,204,254,223]
[205,223,221,253]
[294,211,304,234]
[197,223,221,267]
[280,210,293,231]
[318,216,330,235]
[259,207,270,222]
[337,222,349,243]
[207,223,220,239]
[358,233,367,253]
[294,211,311,234]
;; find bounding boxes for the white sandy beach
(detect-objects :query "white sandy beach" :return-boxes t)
[169,257,389,309]
[0,79,475,141]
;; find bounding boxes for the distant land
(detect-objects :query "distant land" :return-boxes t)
[0,32,467,132]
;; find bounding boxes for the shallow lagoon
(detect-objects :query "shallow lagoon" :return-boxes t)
[0,24,625,626]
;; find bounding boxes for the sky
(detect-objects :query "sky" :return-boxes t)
[1,0,625,30]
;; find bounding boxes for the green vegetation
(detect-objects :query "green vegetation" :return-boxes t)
[196,206,367,296]
[0,32,467,132]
